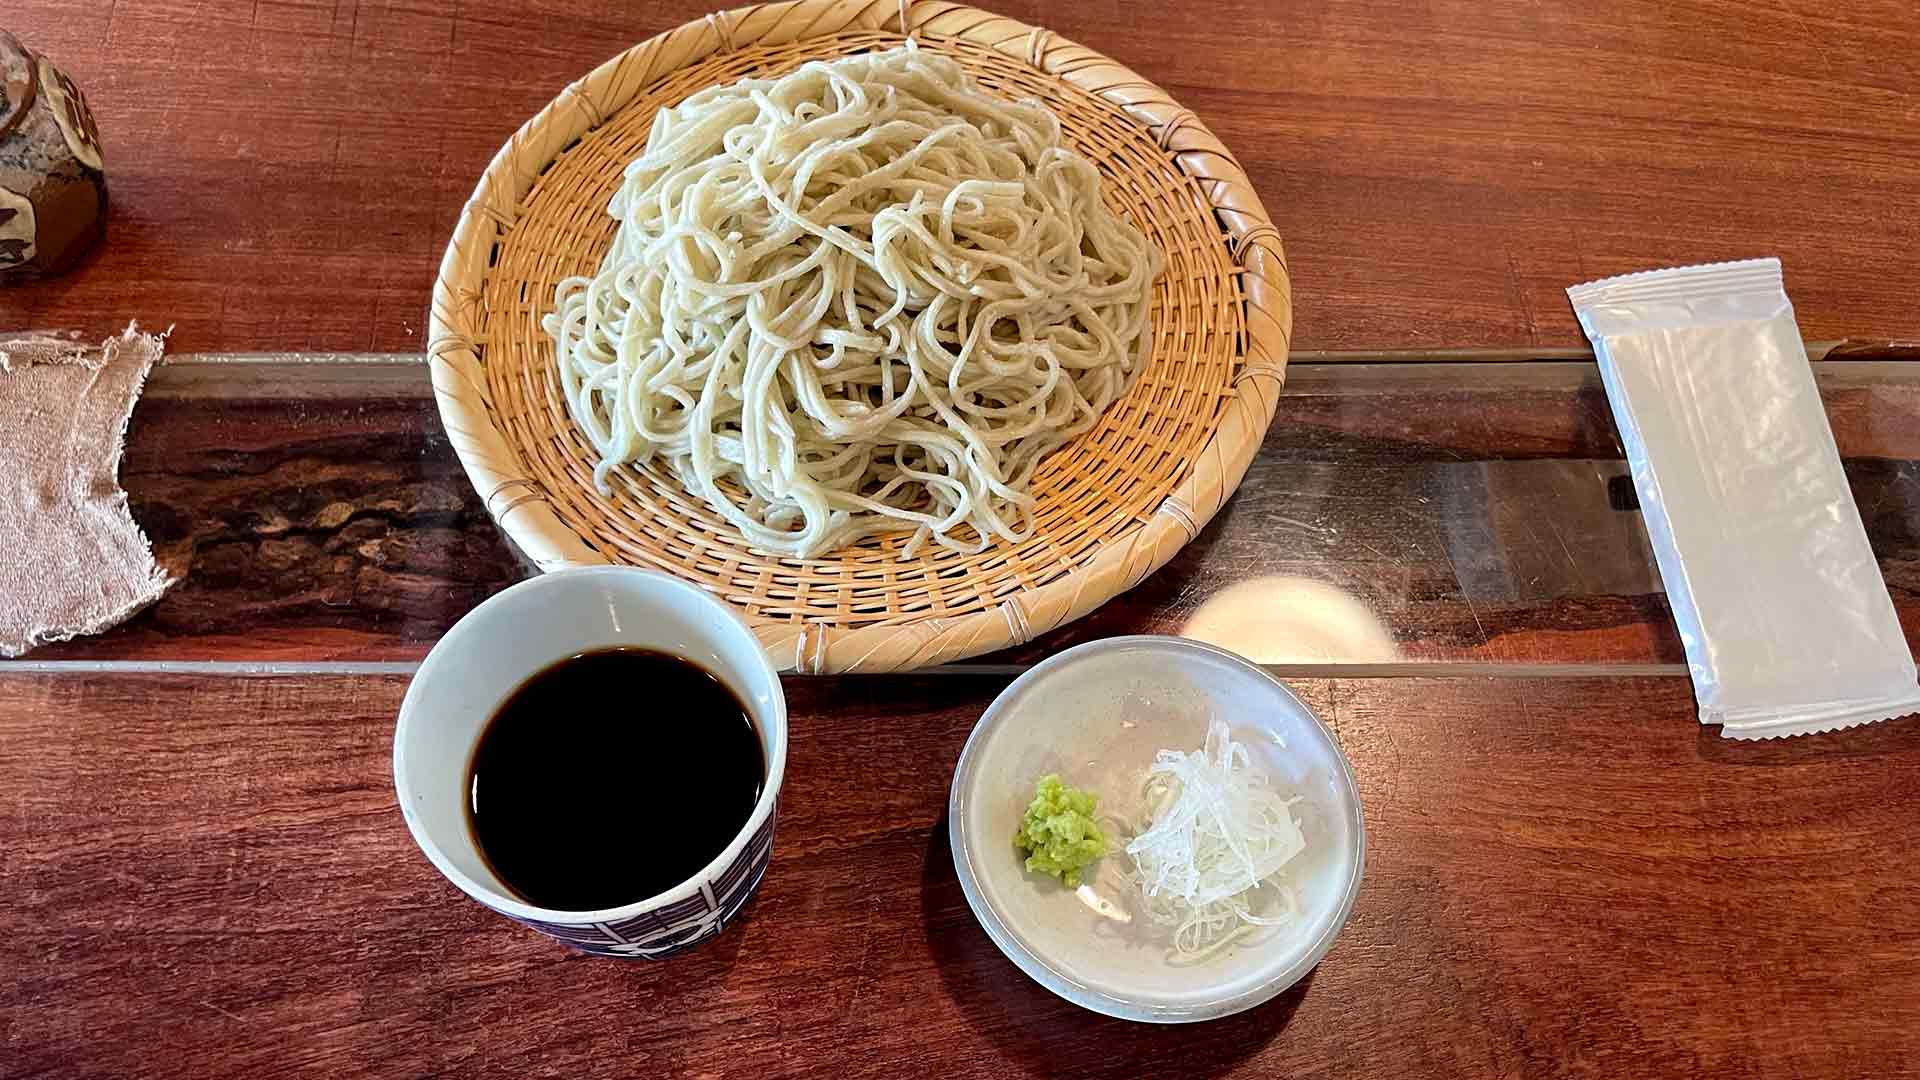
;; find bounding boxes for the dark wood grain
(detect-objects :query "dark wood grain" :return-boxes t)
[15,364,521,663]
[3,0,1919,353]
[22,359,1920,668]
[2,671,1916,1077]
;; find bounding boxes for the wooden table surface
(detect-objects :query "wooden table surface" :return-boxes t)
[7,673,1919,1079]
[5,0,1920,354]
[6,2,1920,1078]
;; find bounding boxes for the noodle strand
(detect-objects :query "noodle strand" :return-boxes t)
[545,44,1162,558]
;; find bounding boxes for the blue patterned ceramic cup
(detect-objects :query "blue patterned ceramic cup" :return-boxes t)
[393,567,786,957]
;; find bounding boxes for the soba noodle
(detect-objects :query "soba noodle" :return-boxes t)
[545,44,1161,558]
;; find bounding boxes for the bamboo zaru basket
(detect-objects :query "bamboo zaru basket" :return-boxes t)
[429,1,1291,673]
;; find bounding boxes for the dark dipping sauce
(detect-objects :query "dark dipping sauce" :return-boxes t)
[466,647,763,912]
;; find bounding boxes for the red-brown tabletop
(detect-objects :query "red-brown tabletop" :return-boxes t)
[3,2,1919,1077]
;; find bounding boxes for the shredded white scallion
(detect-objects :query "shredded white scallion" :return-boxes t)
[1124,718,1307,961]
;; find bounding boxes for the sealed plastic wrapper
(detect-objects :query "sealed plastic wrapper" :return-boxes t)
[1568,259,1920,739]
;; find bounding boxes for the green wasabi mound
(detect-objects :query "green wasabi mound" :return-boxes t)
[1014,774,1107,888]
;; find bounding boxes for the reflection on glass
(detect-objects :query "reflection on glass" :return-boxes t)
[1180,576,1399,664]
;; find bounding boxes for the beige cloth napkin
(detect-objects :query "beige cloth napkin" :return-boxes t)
[0,325,176,656]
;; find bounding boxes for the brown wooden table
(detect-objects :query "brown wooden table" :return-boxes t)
[5,3,1920,1077]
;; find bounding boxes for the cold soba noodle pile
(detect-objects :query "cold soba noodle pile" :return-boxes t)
[545,45,1162,558]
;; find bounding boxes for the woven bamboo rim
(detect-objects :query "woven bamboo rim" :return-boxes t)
[429,0,1291,673]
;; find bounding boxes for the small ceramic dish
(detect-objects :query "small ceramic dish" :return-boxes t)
[948,636,1365,1022]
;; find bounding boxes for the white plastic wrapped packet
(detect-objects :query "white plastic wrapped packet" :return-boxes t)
[1568,258,1920,739]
